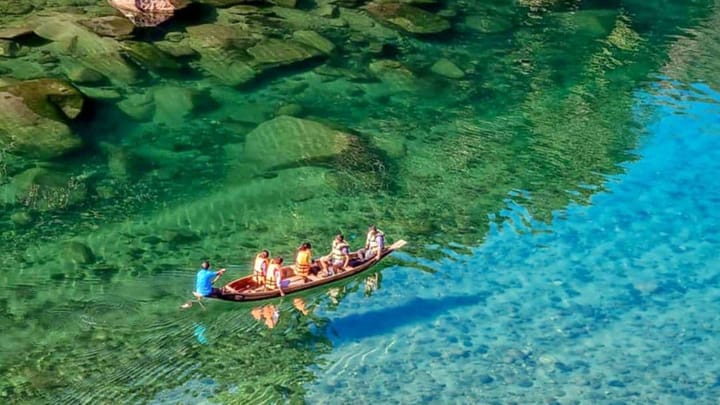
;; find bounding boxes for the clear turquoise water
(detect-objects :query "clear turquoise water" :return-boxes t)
[1,0,720,403]
[306,82,720,403]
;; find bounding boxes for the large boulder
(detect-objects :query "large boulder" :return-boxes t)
[365,2,451,34]
[78,16,135,38]
[247,39,324,69]
[0,79,84,159]
[241,116,355,170]
[32,15,142,85]
[186,24,258,86]
[108,0,187,27]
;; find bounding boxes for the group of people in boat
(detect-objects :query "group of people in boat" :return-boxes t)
[183,225,385,307]
[251,225,386,296]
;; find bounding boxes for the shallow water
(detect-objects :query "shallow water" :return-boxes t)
[1,0,719,403]
[305,82,720,403]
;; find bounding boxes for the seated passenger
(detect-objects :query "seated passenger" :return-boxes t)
[253,250,269,286]
[265,257,289,296]
[294,242,313,281]
[362,225,385,261]
[321,234,350,276]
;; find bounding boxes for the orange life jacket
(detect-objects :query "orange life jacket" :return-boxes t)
[295,249,312,276]
[265,262,282,289]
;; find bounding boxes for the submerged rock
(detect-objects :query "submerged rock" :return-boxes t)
[241,115,355,170]
[365,2,451,34]
[431,58,465,79]
[368,59,418,92]
[247,39,324,69]
[32,15,142,85]
[153,85,218,125]
[292,30,336,55]
[63,241,96,264]
[118,92,156,122]
[10,211,32,226]
[0,79,84,159]
[78,16,135,38]
[120,41,181,71]
[1,167,87,211]
[0,1,34,15]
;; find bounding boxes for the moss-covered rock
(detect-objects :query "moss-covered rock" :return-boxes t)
[0,79,84,159]
[1,167,87,211]
[247,39,324,69]
[431,58,465,79]
[120,41,181,71]
[32,15,142,85]
[78,16,135,38]
[63,241,96,264]
[241,115,355,170]
[117,92,155,122]
[292,30,336,55]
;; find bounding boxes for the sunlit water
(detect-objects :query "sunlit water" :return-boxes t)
[1,0,719,403]
[305,82,720,403]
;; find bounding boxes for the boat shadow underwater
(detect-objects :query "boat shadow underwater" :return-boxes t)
[327,292,490,342]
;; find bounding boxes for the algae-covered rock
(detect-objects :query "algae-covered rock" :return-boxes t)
[248,39,324,69]
[65,65,106,85]
[0,79,84,159]
[271,0,298,7]
[10,211,32,226]
[0,1,33,15]
[161,229,201,244]
[2,167,87,211]
[120,41,181,71]
[118,92,155,122]
[186,24,258,85]
[431,58,465,79]
[241,116,355,170]
[78,16,135,38]
[32,16,142,85]
[368,59,417,91]
[63,241,96,264]
[365,2,451,34]
[292,30,336,55]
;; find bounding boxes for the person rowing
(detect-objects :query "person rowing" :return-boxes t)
[180,260,226,309]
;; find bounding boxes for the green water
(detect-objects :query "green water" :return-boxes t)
[0,0,718,403]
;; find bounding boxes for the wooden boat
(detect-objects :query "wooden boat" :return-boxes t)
[216,239,407,302]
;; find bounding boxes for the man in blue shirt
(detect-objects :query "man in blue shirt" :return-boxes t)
[181,261,226,309]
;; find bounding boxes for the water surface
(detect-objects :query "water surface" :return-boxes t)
[0,0,719,403]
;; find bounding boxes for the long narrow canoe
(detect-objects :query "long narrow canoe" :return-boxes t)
[216,239,407,302]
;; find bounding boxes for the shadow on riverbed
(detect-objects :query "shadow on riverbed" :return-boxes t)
[328,293,489,341]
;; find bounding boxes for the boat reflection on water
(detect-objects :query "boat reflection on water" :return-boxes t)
[251,297,309,330]
[250,272,383,329]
